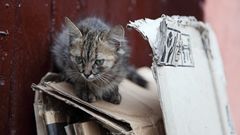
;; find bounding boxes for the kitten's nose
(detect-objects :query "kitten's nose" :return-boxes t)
[84,64,92,79]
[83,73,91,78]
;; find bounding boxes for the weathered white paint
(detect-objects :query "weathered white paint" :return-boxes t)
[128,15,236,135]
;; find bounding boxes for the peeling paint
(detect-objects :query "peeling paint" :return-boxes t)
[5,3,10,8]
[0,79,5,86]
[0,75,5,86]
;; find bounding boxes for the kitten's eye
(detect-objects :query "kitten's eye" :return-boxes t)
[95,59,104,65]
[75,56,83,64]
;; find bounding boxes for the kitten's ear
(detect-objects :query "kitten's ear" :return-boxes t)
[109,25,125,38]
[65,17,82,38]
[107,25,125,48]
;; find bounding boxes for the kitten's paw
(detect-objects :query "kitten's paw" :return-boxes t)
[110,94,121,104]
[77,91,96,103]
[103,91,122,105]
[88,93,97,103]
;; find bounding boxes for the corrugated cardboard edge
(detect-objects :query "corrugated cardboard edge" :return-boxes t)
[32,67,164,135]
[33,91,48,135]
[42,82,130,126]
[32,83,130,134]
[64,121,102,135]
[201,24,236,135]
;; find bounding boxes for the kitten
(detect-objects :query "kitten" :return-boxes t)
[51,17,147,104]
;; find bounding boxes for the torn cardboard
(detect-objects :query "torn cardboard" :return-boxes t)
[128,15,236,135]
[64,121,102,135]
[32,68,165,135]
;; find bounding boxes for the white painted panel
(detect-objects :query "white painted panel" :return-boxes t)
[128,15,236,135]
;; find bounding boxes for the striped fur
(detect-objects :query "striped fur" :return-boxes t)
[51,17,146,104]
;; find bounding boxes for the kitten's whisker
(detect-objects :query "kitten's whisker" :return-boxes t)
[103,73,113,78]
[100,76,116,90]
[99,77,112,88]
[99,77,107,84]
[102,74,113,80]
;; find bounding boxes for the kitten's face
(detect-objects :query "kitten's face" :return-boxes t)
[69,36,117,81]
[65,18,124,81]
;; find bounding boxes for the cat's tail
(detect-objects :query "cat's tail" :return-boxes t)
[126,66,148,88]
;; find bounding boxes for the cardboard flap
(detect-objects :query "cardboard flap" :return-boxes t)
[128,15,235,135]
[32,68,164,135]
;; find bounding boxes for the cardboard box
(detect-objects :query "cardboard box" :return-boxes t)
[128,15,236,135]
[64,121,102,135]
[32,68,165,135]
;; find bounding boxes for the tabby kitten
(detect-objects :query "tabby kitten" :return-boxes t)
[51,17,147,104]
